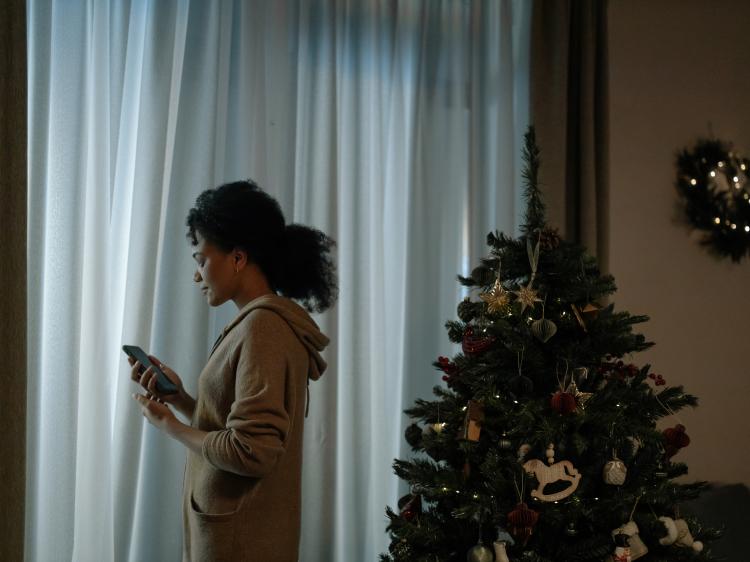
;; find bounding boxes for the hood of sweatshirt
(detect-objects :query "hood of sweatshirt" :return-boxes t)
[210,293,331,418]
[213,292,330,381]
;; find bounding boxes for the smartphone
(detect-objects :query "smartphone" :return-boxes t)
[122,345,178,395]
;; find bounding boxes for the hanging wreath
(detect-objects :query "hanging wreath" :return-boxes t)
[675,139,750,262]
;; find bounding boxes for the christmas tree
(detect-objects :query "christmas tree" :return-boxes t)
[380,127,723,562]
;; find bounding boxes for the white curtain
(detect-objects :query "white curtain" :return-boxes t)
[26,1,530,561]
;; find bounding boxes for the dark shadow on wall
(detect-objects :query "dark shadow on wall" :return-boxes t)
[684,483,750,560]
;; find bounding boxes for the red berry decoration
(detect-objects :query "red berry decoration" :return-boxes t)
[550,391,577,414]
[507,502,539,546]
[462,326,496,354]
[663,424,690,458]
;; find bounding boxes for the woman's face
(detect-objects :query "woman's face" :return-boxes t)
[192,232,240,305]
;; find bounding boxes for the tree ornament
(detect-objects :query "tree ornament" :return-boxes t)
[523,456,581,502]
[466,543,493,562]
[620,522,648,559]
[545,442,555,465]
[663,424,690,458]
[570,302,601,332]
[461,400,485,441]
[611,532,632,562]
[550,390,577,414]
[658,516,704,551]
[397,492,422,522]
[507,502,539,546]
[605,496,648,561]
[479,277,511,315]
[513,285,542,313]
[603,452,628,486]
[498,433,512,450]
[565,521,578,537]
[531,317,557,342]
[462,326,496,354]
[566,380,593,410]
[512,236,543,313]
[509,347,533,394]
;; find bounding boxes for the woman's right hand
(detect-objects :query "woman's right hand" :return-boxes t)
[129,354,195,418]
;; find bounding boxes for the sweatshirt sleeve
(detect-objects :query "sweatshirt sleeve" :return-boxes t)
[201,310,291,478]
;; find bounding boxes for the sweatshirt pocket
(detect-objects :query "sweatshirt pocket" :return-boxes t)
[189,489,243,522]
[187,490,239,561]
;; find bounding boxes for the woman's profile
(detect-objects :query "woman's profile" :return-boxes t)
[127,179,337,561]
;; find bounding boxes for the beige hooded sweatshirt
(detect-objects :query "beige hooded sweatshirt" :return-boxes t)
[181,293,329,562]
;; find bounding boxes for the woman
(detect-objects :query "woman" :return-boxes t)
[128,180,337,561]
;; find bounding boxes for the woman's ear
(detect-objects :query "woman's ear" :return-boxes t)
[233,249,247,270]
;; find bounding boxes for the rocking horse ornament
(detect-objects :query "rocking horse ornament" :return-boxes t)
[523,444,581,502]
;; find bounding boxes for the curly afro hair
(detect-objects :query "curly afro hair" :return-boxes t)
[186,179,338,313]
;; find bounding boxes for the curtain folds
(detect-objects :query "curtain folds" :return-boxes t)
[26,2,530,560]
[530,0,610,271]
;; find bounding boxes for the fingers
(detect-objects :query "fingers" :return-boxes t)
[130,360,143,382]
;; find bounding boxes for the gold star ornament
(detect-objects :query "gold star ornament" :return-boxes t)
[513,284,543,313]
[480,280,511,314]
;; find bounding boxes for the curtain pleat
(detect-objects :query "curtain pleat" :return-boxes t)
[530,0,610,271]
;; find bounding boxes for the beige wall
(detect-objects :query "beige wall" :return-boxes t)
[608,0,750,487]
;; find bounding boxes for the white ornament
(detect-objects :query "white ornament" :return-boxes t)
[545,442,555,465]
[603,456,627,485]
[617,521,648,559]
[659,517,703,552]
[523,458,581,502]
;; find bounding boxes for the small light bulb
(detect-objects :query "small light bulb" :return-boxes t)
[714,217,721,224]
[731,223,737,230]
[741,163,747,170]
[733,176,740,183]
[710,170,717,177]
[690,178,697,186]
[513,400,519,404]
[718,161,725,167]
[494,394,500,398]
[745,226,749,232]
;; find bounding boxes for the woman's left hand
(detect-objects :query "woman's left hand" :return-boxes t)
[132,392,178,432]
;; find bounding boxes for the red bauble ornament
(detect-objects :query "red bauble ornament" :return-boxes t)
[398,493,422,522]
[663,424,690,458]
[550,391,577,414]
[462,326,496,354]
[507,502,539,546]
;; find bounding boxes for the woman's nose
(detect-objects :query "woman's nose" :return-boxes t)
[194,270,202,282]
